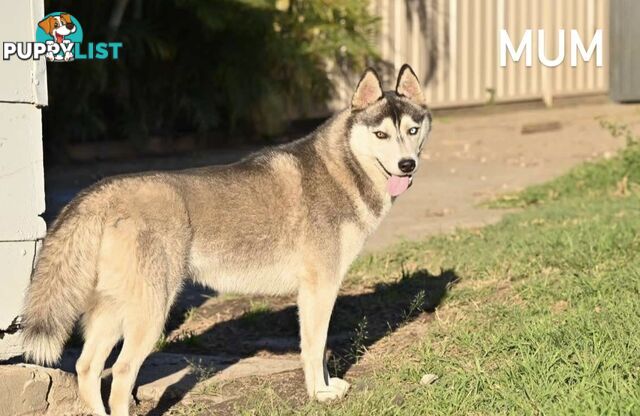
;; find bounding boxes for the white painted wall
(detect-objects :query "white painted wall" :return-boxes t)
[0,0,47,359]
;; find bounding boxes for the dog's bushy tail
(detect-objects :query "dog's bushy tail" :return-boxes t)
[21,196,105,366]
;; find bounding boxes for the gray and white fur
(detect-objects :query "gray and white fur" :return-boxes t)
[21,64,431,416]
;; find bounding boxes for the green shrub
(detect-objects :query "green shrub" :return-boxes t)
[43,0,379,158]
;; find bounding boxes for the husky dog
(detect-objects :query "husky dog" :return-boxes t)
[21,64,431,416]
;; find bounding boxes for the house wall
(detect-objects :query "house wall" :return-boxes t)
[0,0,47,359]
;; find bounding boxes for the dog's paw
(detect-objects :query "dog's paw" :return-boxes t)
[314,377,350,402]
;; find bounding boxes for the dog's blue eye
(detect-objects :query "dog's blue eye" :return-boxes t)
[408,127,419,135]
[374,131,389,139]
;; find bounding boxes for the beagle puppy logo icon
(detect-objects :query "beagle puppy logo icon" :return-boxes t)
[36,12,83,61]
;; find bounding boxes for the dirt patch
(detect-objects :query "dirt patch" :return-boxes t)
[365,102,640,251]
[132,269,458,413]
[162,270,457,365]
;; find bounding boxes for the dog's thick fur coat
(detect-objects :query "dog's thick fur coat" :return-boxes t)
[21,65,431,415]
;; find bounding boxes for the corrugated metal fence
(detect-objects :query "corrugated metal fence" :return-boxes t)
[610,0,640,102]
[342,0,609,108]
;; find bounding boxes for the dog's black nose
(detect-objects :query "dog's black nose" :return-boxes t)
[66,23,75,29]
[398,158,416,174]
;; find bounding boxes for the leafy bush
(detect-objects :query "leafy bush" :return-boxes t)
[43,0,378,158]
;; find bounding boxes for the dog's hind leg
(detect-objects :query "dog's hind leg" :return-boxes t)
[105,235,184,415]
[106,267,181,416]
[107,309,166,416]
[92,210,187,415]
[76,302,123,416]
[298,264,350,402]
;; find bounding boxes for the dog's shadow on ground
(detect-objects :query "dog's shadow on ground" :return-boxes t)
[139,268,459,414]
[50,269,458,414]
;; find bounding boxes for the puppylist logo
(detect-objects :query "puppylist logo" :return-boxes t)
[3,12,122,62]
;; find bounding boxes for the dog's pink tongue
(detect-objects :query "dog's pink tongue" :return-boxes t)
[387,175,410,197]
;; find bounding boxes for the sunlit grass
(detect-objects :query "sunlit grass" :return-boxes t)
[232,124,640,415]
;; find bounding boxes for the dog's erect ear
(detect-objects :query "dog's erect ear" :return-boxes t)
[351,68,384,110]
[38,17,54,34]
[60,14,73,25]
[395,64,425,106]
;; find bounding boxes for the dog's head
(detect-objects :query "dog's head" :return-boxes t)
[348,64,431,197]
[38,14,76,42]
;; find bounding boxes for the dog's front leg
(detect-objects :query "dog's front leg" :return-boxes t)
[298,269,349,402]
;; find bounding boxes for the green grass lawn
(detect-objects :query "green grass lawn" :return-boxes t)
[238,126,640,415]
